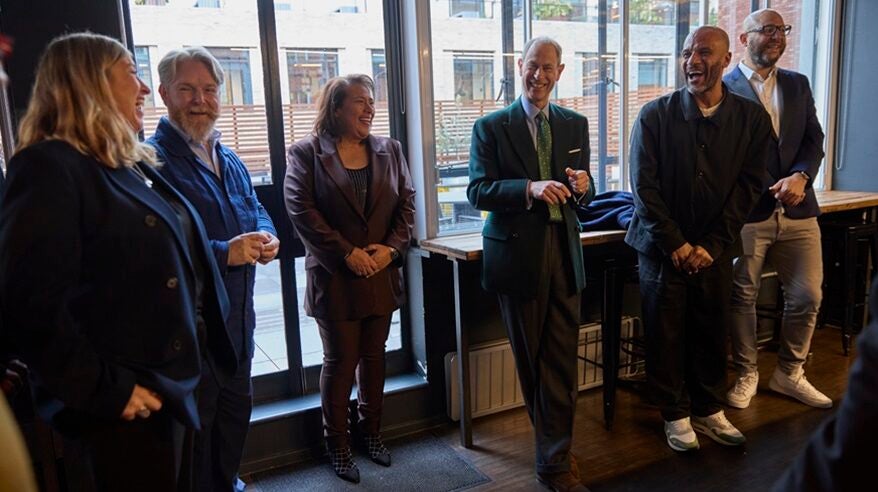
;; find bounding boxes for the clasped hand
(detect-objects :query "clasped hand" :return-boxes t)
[529,168,589,205]
[345,244,393,277]
[228,231,280,266]
[769,173,807,207]
[671,242,713,275]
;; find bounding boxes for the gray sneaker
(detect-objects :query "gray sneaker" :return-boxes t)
[769,368,833,409]
[691,411,746,446]
[664,417,700,452]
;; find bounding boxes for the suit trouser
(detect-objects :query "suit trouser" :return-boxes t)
[497,224,580,475]
[317,314,392,450]
[730,212,823,377]
[194,356,253,492]
[638,253,731,421]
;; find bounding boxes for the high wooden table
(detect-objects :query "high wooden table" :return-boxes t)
[420,190,878,448]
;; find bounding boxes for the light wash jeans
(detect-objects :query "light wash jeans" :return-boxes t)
[730,209,823,376]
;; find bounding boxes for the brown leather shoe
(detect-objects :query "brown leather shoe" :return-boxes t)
[536,471,590,492]
[569,452,581,481]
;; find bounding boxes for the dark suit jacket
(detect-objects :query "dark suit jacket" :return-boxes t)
[773,280,878,492]
[724,66,825,222]
[149,116,277,361]
[284,133,415,321]
[0,140,237,431]
[467,97,596,298]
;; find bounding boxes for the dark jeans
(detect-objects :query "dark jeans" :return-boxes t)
[194,356,253,492]
[638,252,731,421]
[317,314,392,450]
[497,224,580,475]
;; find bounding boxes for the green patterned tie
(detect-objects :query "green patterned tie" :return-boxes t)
[536,113,563,222]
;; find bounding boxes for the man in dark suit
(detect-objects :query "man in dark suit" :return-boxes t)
[724,9,831,411]
[467,36,595,492]
[626,27,771,452]
[148,47,279,492]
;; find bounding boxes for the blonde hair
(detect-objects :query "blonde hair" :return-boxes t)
[16,32,156,167]
[313,74,374,138]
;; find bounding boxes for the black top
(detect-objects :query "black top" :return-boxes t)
[624,84,772,261]
[345,164,371,211]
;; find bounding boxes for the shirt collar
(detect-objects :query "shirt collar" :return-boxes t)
[520,96,550,122]
[680,84,732,126]
[738,60,777,82]
[166,117,222,150]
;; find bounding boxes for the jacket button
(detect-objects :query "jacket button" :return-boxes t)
[697,171,705,178]
[144,215,158,227]
[512,232,519,239]
[172,340,183,351]
[166,277,179,289]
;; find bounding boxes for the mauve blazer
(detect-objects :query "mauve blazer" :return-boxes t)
[284,133,415,321]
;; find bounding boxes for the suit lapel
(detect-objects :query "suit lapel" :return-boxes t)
[104,163,195,273]
[549,103,572,180]
[316,134,367,222]
[726,67,759,104]
[502,99,539,180]
[364,135,388,219]
[777,70,795,146]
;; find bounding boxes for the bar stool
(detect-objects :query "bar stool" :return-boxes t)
[819,220,878,355]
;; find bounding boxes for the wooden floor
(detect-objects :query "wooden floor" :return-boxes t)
[438,326,856,492]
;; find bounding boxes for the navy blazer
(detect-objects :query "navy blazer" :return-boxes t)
[148,117,276,361]
[467,98,596,298]
[285,133,415,321]
[0,140,237,431]
[724,66,825,222]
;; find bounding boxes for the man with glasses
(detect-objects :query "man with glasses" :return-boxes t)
[725,9,830,411]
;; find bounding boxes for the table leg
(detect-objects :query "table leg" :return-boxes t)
[601,260,623,431]
[453,260,473,447]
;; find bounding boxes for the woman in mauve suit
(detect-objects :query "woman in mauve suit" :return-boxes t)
[284,74,415,484]
[0,33,237,491]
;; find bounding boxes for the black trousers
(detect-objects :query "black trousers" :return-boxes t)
[637,252,731,421]
[64,410,192,492]
[497,224,580,475]
[194,356,252,492]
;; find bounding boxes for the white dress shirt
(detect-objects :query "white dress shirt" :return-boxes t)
[738,60,782,137]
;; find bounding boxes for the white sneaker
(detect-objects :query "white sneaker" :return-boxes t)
[691,411,746,446]
[664,417,700,452]
[726,371,759,409]
[769,368,833,409]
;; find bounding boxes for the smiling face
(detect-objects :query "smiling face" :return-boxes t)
[681,27,731,99]
[107,55,150,131]
[742,10,787,69]
[518,41,565,109]
[335,82,374,141]
[159,59,221,142]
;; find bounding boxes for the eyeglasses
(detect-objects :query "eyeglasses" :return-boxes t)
[747,24,792,37]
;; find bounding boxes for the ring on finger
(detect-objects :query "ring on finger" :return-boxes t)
[136,406,151,418]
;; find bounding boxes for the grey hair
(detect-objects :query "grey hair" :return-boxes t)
[157,46,224,86]
[522,36,563,61]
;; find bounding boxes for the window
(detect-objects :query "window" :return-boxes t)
[453,52,494,102]
[581,52,617,95]
[134,0,167,5]
[635,54,669,88]
[451,0,488,18]
[133,46,155,107]
[371,49,388,102]
[207,48,254,106]
[195,0,222,8]
[274,1,292,11]
[285,49,339,104]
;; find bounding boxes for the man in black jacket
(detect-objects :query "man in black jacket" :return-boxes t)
[626,26,771,452]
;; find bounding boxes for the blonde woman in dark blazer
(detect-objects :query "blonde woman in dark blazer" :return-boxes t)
[284,74,415,484]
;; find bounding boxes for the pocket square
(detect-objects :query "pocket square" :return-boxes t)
[568,148,581,154]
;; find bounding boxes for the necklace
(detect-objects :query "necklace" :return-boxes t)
[129,164,153,188]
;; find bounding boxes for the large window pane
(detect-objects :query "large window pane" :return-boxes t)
[431,0,504,234]
[286,48,339,104]
[128,0,272,184]
[133,46,155,107]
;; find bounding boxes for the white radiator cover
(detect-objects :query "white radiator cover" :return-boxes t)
[445,318,640,421]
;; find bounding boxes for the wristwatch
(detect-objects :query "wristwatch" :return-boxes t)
[389,247,400,261]
[796,171,811,181]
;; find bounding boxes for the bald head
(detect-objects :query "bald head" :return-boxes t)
[740,8,787,70]
[684,26,730,54]
[743,8,785,34]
